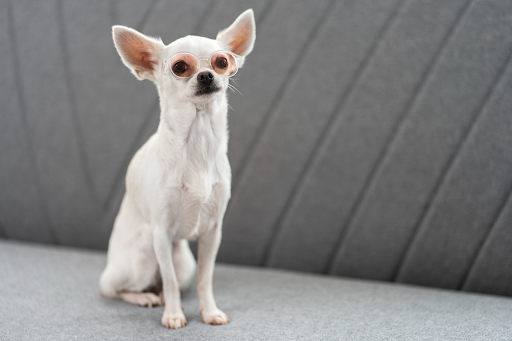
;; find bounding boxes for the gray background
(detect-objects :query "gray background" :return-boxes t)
[1,0,511,297]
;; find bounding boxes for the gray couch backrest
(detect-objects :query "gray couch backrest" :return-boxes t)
[1,0,511,297]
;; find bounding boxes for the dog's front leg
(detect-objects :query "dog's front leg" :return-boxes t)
[153,227,186,329]
[198,225,230,325]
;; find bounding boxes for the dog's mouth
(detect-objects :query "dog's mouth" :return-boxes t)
[195,84,220,96]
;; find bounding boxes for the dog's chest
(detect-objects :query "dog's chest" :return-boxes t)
[162,113,227,238]
[163,174,223,240]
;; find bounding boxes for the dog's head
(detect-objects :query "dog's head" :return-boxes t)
[112,9,255,104]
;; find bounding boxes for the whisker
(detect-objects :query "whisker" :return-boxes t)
[228,84,242,96]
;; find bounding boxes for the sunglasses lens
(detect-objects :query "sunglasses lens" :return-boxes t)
[211,52,237,76]
[170,53,198,78]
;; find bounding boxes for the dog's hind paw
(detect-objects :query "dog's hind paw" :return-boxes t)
[201,308,230,325]
[119,292,163,308]
[161,311,187,329]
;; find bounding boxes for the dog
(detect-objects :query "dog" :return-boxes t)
[99,9,256,329]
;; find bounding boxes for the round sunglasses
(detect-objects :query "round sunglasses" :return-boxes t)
[162,50,241,79]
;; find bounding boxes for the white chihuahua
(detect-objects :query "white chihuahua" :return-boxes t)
[99,9,256,329]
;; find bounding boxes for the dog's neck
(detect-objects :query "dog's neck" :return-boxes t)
[154,87,229,167]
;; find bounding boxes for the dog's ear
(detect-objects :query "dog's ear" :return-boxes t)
[216,9,256,65]
[112,25,164,81]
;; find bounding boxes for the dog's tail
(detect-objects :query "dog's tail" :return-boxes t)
[173,240,197,291]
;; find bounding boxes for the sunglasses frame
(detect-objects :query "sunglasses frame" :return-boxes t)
[162,50,242,79]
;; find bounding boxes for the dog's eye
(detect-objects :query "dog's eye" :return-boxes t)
[172,61,188,75]
[215,57,228,69]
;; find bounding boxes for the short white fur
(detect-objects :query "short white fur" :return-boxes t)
[99,9,256,329]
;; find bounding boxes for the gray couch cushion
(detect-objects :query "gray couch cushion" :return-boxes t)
[1,0,512,297]
[1,240,511,340]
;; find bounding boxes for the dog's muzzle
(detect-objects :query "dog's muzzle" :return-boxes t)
[195,71,220,96]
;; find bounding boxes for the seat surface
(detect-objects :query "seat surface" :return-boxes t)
[0,240,511,340]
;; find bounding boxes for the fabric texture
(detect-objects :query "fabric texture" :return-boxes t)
[1,240,512,341]
[0,0,511,297]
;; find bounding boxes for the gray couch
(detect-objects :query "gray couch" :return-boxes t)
[1,0,511,339]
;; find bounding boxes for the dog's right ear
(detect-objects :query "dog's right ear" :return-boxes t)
[112,25,164,81]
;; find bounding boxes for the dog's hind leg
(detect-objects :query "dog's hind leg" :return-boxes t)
[100,265,162,308]
[100,263,163,308]
[118,292,163,307]
[100,195,161,307]
[173,240,197,291]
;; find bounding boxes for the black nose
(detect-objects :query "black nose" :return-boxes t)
[197,71,214,85]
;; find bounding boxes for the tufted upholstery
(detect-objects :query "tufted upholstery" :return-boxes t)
[1,0,511,297]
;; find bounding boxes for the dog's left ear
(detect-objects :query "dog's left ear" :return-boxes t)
[112,25,164,81]
[216,9,256,66]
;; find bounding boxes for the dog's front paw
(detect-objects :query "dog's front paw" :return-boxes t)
[201,308,230,325]
[161,311,187,329]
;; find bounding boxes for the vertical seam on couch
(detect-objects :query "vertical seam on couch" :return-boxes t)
[6,0,59,244]
[102,1,219,213]
[325,0,473,276]
[261,0,407,267]
[55,0,98,203]
[459,184,512,291]
[136,0,160,32]
[231,0,340,195]
[393,44,512,282]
